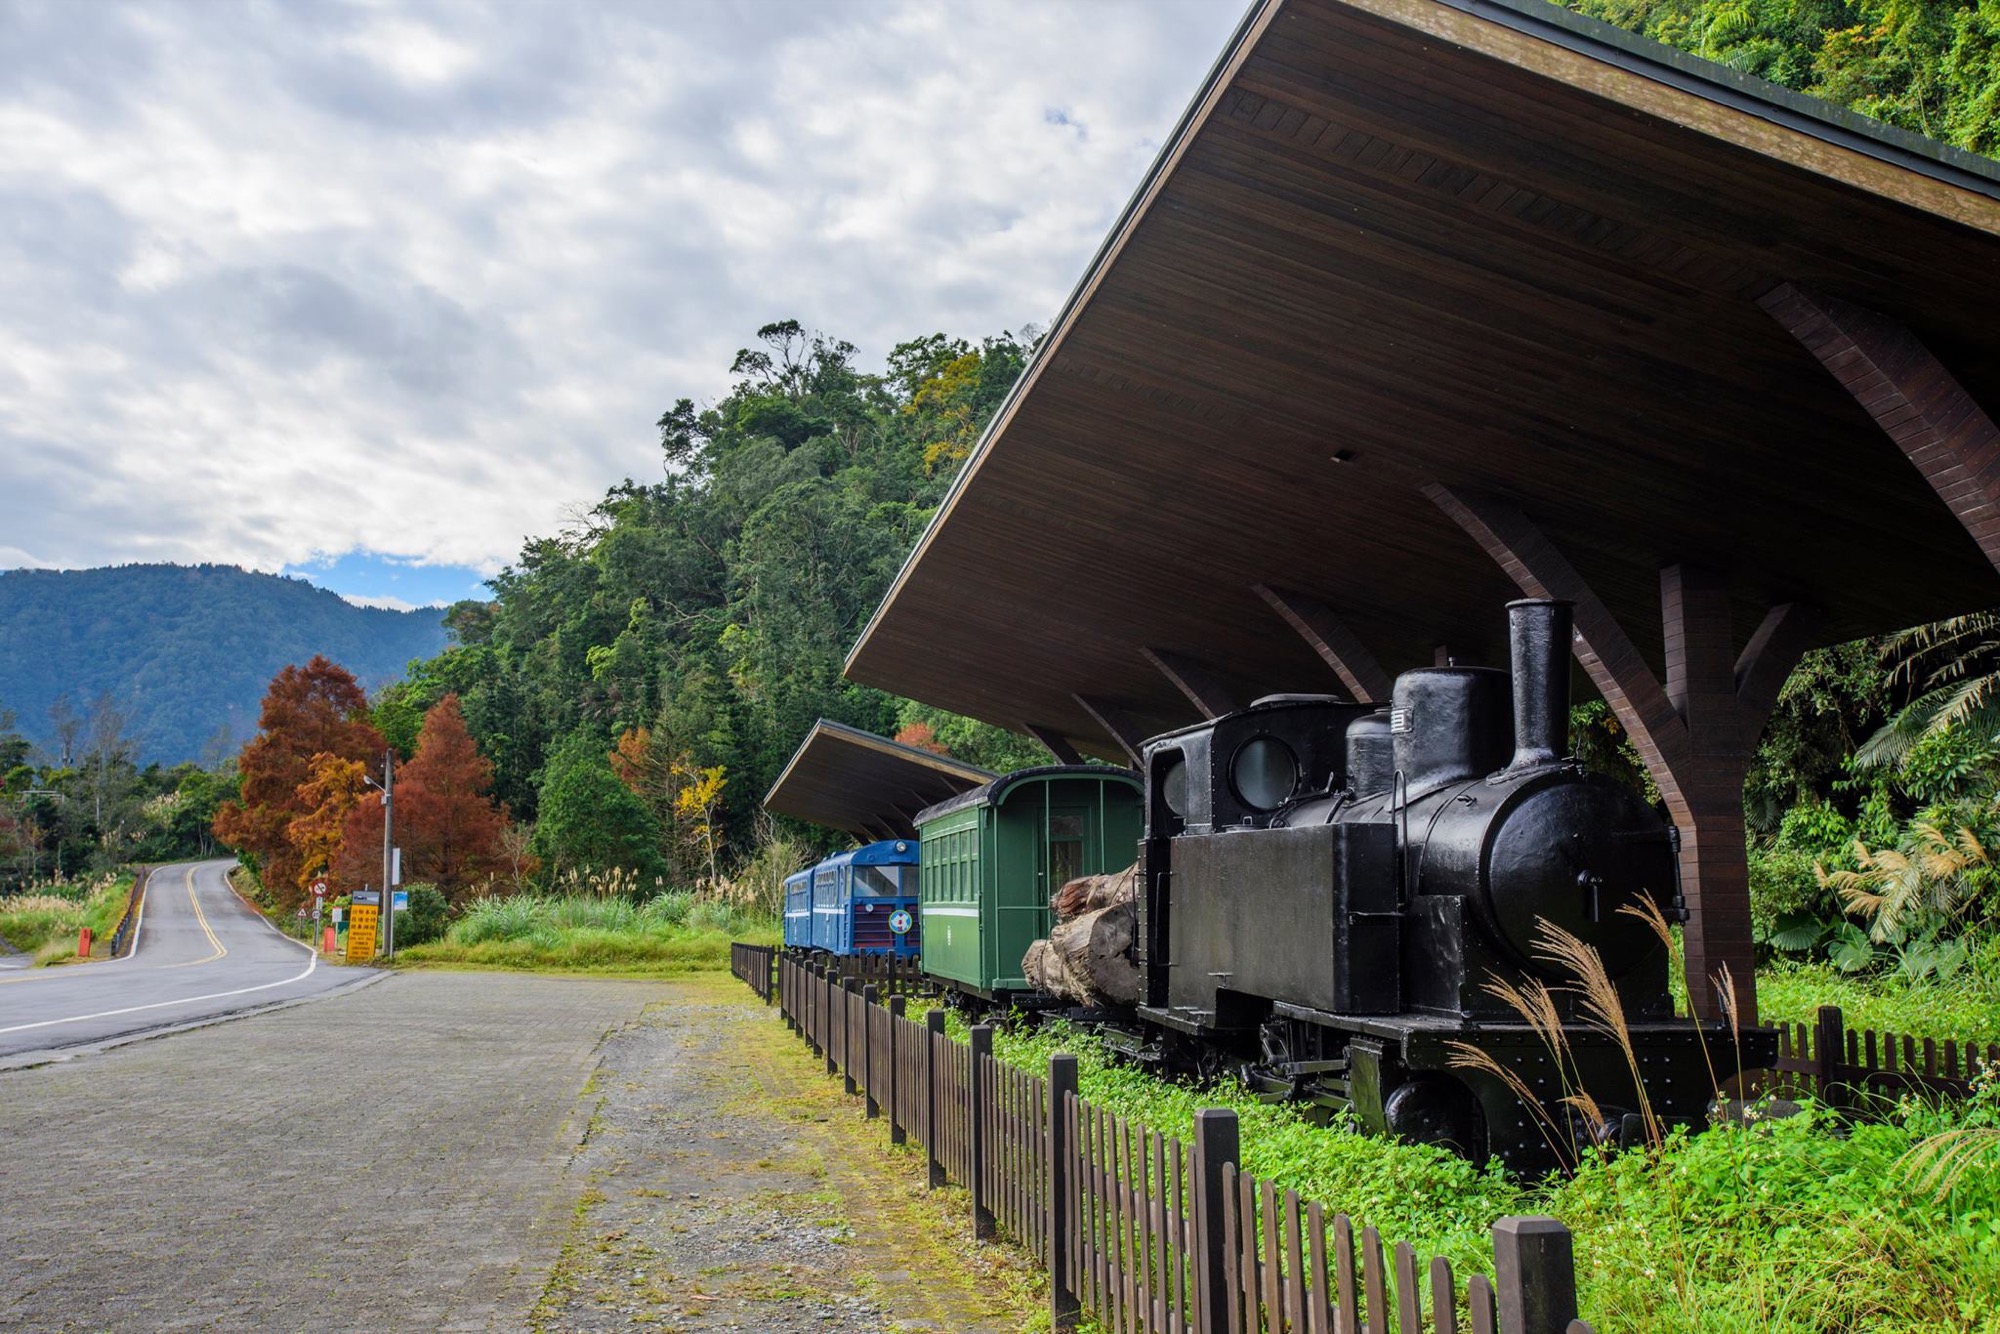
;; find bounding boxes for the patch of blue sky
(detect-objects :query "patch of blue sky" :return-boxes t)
[284,550,491,611]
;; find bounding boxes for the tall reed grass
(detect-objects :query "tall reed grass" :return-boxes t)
[0,872,129,963]
[393,882,778,974]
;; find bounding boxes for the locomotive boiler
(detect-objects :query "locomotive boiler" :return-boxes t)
[1132,599,1769,1173]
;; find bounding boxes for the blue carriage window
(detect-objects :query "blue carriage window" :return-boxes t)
[854,866,902,896]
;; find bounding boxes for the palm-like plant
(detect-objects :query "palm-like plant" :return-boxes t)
[1816,820,1990,943]
[1857,612,2000,771]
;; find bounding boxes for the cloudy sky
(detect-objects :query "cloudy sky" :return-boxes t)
[0,0,1242,608]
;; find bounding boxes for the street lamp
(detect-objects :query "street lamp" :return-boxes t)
[360,751,395,958]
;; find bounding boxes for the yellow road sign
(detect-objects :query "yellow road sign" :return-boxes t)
[346,904,379,963]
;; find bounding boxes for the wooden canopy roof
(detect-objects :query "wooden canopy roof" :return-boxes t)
[846,0,2000,757]
[762,719,995,841]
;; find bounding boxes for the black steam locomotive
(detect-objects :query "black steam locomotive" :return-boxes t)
[1131,600,1767,1173]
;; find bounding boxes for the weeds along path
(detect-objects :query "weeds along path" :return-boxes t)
[532,971,1038,1333]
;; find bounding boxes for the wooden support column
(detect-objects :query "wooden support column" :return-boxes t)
[1761,283,2000,573]
[1426,485,1820,1022]
[1026,724,1084,766]
[1252,584,1392,703]
[1142,647,1239,718]
[1073,694,1149,767]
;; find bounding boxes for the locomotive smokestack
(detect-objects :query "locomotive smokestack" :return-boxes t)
[1507,598,1573,770]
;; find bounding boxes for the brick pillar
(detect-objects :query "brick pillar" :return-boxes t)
[1426,486,1820,1023]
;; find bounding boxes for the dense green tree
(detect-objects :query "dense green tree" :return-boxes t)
[529,730,670,886]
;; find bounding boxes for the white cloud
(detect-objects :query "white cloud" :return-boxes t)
[0,0,1242,576]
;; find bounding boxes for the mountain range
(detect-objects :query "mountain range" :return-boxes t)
[0,564,454,766]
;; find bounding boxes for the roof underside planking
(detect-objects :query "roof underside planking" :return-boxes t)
[762,719,995,842]
[845,0,2000,758]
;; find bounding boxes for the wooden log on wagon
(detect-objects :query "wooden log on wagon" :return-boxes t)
[1025,862,1143,1006]
[1049,863,1138,919]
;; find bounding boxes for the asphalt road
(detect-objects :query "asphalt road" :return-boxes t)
[0,858,374,1064]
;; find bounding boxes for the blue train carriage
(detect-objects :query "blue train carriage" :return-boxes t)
[783,865,816,949]
[916,766,1145,1002]
[787,838,923,957]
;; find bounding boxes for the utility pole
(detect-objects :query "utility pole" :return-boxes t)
[379,749,395,958]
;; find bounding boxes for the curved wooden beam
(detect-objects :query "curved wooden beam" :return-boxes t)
[1762,283,2000,574]
[1142,647,1238,719]
[1252,584,1390,703]
[1073,694,1148,768]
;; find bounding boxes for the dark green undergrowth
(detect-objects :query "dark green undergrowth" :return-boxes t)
[957,1015,2000,1332]
[393,892,779,973]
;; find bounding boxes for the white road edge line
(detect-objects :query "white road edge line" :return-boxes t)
[0,863,324,1036]
[0,953,319,1035]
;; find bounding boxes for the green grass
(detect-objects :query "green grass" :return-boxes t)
[0,873,132,963]
[955,1015,2000,1331]
[1757,935,2000,1044]
[393,891,780,975]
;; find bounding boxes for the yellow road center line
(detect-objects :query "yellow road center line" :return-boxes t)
[173,866,226,967]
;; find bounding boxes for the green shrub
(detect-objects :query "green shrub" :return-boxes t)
[1750,844,1838,927]
[393,883,449,948]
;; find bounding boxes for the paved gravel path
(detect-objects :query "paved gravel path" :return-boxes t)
[533,974,1034,1333]
[0,969,1036,1332]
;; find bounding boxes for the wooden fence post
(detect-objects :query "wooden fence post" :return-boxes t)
[925,1009,947,1188]
[1192,1107,1240,1334]
[970,1023,996,1239]
[804,961,817,1051]
[1492,1216,1579,1334]
[862,985,881,1118]
[843,980,861,1095]
[1048,1052,1080,1333]
[1816,1005,1847,1112]
[888,995,907,1145]
[825,969,839,1076]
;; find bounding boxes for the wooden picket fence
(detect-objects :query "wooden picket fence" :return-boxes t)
[1769,1005,1998,1106]
[732,941,930,998]
[730,942,776,1002]
[752,951,1597,1334]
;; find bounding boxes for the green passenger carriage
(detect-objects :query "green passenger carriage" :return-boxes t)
[915,766,1145,1000]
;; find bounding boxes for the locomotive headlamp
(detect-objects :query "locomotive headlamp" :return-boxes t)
[1230,736,1298,811]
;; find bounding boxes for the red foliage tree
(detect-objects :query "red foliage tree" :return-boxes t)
[334,695,508,904]
[212,657,385,910]
[894,721,952,757]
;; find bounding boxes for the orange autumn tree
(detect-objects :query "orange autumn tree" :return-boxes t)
[335,694,510,904]
[286,754,369,896]
[609,725,726,886]
[213,657,385,912]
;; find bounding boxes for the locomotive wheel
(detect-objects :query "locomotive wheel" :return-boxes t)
[1382,1075,1485,1160]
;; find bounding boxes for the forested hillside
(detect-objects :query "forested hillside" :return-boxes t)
[1561,0,2000,151]
[0,565,448,764]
